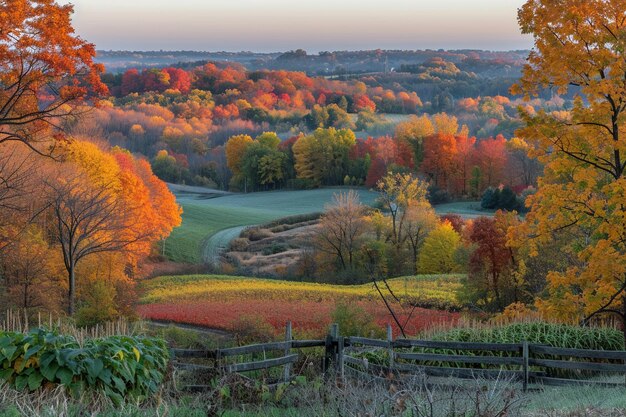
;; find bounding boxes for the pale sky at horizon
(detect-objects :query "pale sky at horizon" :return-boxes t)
[59,0,533,52]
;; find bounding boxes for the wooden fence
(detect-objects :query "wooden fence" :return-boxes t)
[172,322,626,391]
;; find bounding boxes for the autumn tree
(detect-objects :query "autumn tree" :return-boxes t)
[47,140,181,315]
[432,113,459,136]
[376,173,430,247]
[513,0,626,337]
[404,203,438,274]
[506,137,541,187]
[293,128,355,186]
[316,191,367,276]
[376,172,431,274]
[395,115,434,165]
[225,134,254,190]
[0,0,106,151]
[225,134,254,174]
[47,172,131,315]
[420,133,458,191]
[475,135,508,188]
[418,221,461,274]
[453,135,477,195]
[466,212,520,311]
[0,143,39,251]
[0,226,62,311]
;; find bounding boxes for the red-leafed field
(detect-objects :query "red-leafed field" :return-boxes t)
[138,274,462,337]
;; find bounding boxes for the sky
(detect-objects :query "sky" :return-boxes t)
[59,0,533,52]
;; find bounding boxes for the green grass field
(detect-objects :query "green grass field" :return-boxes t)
[164,183,489,264]
[434,201,491,219]
[165,187,379,263]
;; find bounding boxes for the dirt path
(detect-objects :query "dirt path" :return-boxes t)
[202,225,249,266]
[147,319,233,340]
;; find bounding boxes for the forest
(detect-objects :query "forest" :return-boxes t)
[1,0,626,416]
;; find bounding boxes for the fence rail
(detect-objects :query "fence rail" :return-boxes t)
[171,322,626,391]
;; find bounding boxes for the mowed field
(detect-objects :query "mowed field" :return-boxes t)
[165,187,379,263]
[165,185,488,264]
[137,274,463,337]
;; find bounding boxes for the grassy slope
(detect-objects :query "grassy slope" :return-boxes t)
[165,187,379,263]
[165,183,489,263]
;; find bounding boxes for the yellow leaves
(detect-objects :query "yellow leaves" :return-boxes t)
[225,134,253,175]
[132,347,141,361]
[418,222,462,274]
[140,275,463,308]
[64,140,121,191]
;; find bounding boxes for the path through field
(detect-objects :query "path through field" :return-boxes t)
[165,187,379,263]
[165,183,491,264]
[203,226,248,266]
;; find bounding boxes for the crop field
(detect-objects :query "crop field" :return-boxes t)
[165,187,379,263]
[137,274,463,336]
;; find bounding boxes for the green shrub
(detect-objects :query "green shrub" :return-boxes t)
[262,243,288,256]
[75,281,119,327]
[0,329,169,404]
[331,303,384,338]
[480,186,521,211]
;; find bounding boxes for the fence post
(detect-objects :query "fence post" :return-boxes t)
[522,340,529,392]
[338,335,345,381]
[284,321,292,383]
[387,324,394,372]
[324,323,339,377]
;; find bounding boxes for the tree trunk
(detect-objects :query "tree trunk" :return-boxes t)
[68,264,75,316]
[622,295,626,345]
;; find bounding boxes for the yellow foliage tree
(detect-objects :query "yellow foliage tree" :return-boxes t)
[394,115,435,164]
[512,0,626,336]
[225,134,253,175]
[418,221,461,274]
[293,128,356,185]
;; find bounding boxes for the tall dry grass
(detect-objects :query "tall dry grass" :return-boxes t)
[0,309,145,345]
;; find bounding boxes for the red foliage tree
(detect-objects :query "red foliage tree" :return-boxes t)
[420,133,458,190]
[476,135,508,188]
[163,67,192,94]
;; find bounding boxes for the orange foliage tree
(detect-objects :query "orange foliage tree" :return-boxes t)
[0,0,106,151]
[47,140,181,315]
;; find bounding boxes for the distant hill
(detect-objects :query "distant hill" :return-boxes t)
[96,49,529,75]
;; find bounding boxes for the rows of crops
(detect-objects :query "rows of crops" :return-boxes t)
[137,274,463,336]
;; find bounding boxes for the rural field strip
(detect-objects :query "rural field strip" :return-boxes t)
[170,187,380,263]
[167,185,490,263]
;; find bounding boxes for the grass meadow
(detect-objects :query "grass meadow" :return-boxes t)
[164,186,487,264]
[164,187,380,263]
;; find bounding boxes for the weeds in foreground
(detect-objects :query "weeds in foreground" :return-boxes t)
[3,369,626,416]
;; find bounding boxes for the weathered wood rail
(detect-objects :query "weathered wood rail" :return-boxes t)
[171,322,626,391]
